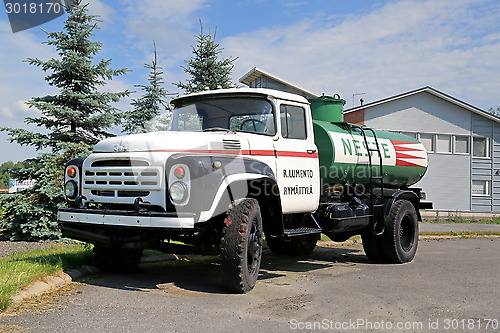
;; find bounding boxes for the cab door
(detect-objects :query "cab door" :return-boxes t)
[273,103,320,213]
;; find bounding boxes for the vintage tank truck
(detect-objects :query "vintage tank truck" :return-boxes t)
[58,88,432,293]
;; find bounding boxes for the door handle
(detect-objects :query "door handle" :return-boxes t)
[307,150,316,154]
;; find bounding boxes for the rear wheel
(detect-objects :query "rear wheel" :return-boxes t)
[220,198,263,293]
[382,200,419,263]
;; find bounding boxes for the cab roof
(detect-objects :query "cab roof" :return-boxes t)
[171,87,310,107]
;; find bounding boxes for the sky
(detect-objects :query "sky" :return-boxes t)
[1,0,500,164]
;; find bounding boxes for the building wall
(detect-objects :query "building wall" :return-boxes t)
[343,109,364,125]
[364,93,471,135]
[470,113,500,212]
[247,77,311,98]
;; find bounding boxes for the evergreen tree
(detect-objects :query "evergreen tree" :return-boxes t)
[176,20,237,94]
[0,0,129,241]
[2,1,129,150]
[123,41,173,134]
[488,106,500,118]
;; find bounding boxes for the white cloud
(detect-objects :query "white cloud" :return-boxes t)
[1,107,14,119]
[223,0,500,109]
[118,0,212,91]
[121,0,209,23]
[86,0,114,22]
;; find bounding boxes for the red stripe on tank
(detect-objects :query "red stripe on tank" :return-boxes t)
[395,152,426,160]
[396,159,426,167]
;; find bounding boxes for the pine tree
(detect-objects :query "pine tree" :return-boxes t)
[488,106,500,118]
[176,20,237,94]
[0,0,129,241]
[2,1,129,150]
[123,41,173,134]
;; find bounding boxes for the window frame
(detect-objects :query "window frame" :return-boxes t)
[453,135,470,155]
[471,180,490,196]
[418,133,435,153]
[435,134,452,154]
[279,104,308,140]
[472,136,490,158]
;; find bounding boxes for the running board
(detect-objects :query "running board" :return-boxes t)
[284,227,322,237]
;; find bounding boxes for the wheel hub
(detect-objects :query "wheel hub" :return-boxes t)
[247,218,262,274]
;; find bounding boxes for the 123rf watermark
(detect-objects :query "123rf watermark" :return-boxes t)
[3,0,75,33]
[289,318,499,331]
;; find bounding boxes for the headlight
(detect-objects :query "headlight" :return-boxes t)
[65,180,77,199]
[169,181,188,203]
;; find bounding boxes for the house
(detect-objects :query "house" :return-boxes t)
[239,67,319,99]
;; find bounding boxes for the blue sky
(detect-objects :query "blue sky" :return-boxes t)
[1,0,500,164]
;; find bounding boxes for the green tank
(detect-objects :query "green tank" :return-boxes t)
[309,94,345,123]
[309,94,428,188]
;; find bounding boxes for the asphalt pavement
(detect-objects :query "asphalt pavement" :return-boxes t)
[2,238,499,332]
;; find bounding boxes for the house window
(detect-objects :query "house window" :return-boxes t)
[472,137,490,158]
[400,132,417,139]
[472,180,490,196]
[436,135,452,153]
[419,134,434,152]
[454,136,469,154]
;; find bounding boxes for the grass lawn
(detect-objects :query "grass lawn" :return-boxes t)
[423,213,500,224]
[0,245,94,312]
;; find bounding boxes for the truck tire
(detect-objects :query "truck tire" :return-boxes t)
[220,198,263,293]
[361,231,385,262]
[266,234,318,256]
[382,199,419,263]
[93,246,143,273]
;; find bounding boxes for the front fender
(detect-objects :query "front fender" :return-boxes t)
[166,154,277,222]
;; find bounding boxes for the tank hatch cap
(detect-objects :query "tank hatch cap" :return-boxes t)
[308,94,346,123]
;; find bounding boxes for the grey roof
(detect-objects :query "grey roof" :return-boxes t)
[344,86,500,124]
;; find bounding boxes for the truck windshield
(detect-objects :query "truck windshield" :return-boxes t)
[169,97,276,135]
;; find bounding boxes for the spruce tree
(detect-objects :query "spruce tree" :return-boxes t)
[176,21,237,94]
[123,41,173,134]
[0,0,129,241]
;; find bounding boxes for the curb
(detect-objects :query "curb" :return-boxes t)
[317,234,500,248]
[11,265,100,303]
[10,254,179,304]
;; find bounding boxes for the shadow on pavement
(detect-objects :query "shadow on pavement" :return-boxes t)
[82,245,368,295]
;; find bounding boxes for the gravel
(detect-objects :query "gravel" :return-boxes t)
[0,241,68,259]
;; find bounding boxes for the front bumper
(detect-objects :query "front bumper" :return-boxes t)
[58,208,195,229]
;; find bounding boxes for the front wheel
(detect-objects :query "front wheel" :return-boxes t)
[382,200,419,263]
[220,198,263,293]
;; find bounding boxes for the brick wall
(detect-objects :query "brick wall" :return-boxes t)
[344,109,364,125]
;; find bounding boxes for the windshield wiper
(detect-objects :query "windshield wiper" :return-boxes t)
[202,127,236,133]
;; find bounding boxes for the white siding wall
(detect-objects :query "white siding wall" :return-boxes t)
[365,93,471,135]
[417,154,470,211]
[248,77,311,98]
[471,113,495,212]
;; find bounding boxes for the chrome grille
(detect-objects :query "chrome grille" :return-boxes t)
[83,163,162,198]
